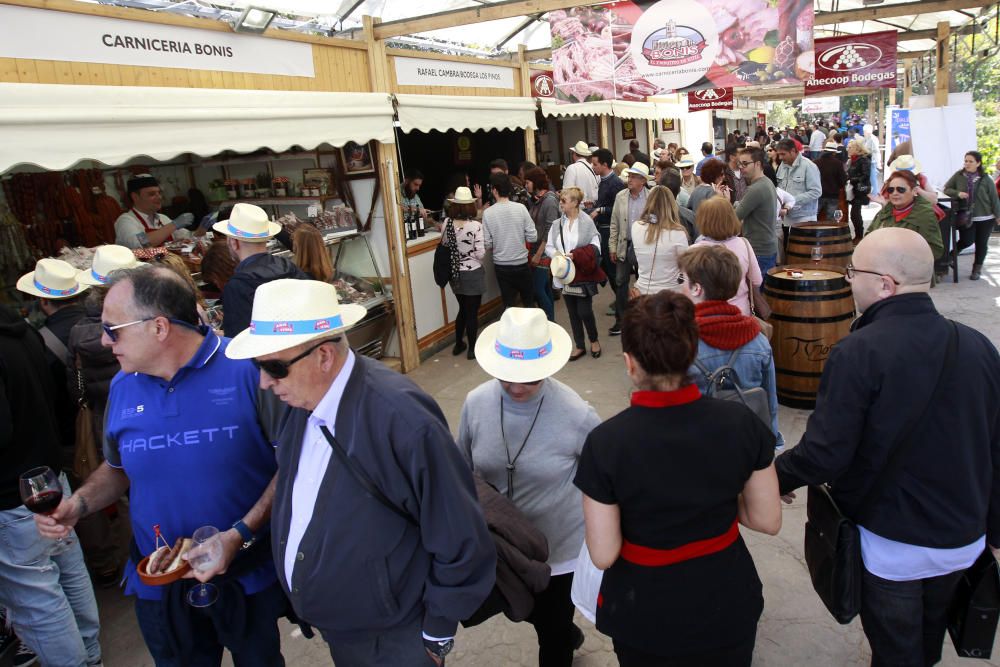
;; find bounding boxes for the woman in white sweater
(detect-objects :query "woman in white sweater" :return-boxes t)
[630,186,690,296]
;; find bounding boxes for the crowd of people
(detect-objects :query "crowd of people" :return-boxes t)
[1,127,1000,667]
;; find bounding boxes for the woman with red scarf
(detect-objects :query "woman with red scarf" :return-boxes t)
[681,245,782,449]
[574,290,780,667]
[868,170,944,261]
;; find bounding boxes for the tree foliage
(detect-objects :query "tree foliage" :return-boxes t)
[767,100,798,129]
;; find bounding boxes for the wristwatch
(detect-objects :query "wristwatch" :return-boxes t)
[231,519,256,550]
[423,638,454,660]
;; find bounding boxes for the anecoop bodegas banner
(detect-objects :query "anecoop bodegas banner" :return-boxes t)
[805,31,897,96]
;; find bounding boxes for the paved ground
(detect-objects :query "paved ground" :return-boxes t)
[8,230,1000,667]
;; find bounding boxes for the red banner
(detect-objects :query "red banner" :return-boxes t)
[687,87,733,112]
[805,30,897,95]
[530,70,555,98]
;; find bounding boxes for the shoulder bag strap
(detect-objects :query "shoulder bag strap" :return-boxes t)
[39,326,70,366]
[319,425,418,527]
[854,321,959,521]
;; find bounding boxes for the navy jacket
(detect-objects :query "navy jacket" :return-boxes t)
[593,173,625,227]
[777,293,1000,548]
[271,355,495,640]
[222,253,307,338]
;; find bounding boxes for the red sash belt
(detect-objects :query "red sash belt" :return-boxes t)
[620,520,739,567]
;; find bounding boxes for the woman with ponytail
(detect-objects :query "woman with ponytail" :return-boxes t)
[574,290,781,667]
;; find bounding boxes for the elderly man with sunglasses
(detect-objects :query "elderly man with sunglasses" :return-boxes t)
[226,279,495,667]
[36,266,287,667]
[776,228,1000,666]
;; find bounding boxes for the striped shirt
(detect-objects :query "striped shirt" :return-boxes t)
[482,200,538,266]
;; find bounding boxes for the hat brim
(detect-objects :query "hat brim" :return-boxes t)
[571,148,593,157]
[889,161,921,175]
[224,304,368,360]
[16,272,89,299]
[77,262,140,286]
[474,321,573,383]
[447,198,477,205]
[212,220,282,240]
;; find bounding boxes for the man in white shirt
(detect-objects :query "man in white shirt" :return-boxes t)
[863,124,881,192]
[776,228,1000,666]
[561,141,599,206]
[113,175,194,249]
[808,122,827,160]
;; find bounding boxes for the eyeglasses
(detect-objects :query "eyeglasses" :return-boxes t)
[251,338,339,379]
[886,186,910,194]
[102,317,152,342]
[738,161,754,168]
[102,316,203,342]
[846,264,899,284]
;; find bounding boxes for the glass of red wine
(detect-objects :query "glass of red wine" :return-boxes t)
[20,466,73,558]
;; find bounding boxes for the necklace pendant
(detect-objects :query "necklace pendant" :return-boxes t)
[506,463,516,472]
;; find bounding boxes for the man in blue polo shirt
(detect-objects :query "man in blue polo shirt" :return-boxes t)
[36,266,285,666]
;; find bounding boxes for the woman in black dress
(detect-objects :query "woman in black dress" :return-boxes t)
[574,290,781,667]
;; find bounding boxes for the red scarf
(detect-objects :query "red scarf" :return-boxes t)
[695,301,760,350]
[891,202,915,224]
[850,155,859,164]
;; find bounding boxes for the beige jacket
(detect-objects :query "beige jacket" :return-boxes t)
[609,187,639,260]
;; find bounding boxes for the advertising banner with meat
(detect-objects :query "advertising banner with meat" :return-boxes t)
[549,0,814,103]
[688,87,734,111]
[804,31,897,95]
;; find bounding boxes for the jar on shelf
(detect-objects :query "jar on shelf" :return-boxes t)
[225,180,239,200]
[273,176,289,197]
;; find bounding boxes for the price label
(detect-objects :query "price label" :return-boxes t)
[307,205,319,218]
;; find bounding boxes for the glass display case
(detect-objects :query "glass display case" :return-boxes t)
[273,229,394,359]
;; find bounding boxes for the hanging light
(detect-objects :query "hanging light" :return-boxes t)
[232,6,276,33]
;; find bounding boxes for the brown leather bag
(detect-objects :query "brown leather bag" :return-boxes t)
[72,356,100,482]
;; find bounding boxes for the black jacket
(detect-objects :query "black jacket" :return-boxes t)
[777,294,1000,548]
[816,154,847,198]
[0,307,62,509]
[847,156,872,206]
[222,253,307,338]
[271,355,495,641]
[594,173,625,227]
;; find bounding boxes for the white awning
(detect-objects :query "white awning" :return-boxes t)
[395,94,538,133]
[0,83,396,173]
[539,99,613,118]
[611,101,661,120]
[716,109,759,121]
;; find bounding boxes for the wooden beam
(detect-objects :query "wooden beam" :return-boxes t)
[373,0,596,40]
[363,15,421,373]
[815,0,989,26]
[523,47,553,61]
[936,21,951,106]
[518,45,538,164]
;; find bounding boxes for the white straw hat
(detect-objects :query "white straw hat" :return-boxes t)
[625,162,651,180]
[549,253,576,284]
[888,154,922,176]
[212,203,281,240]
[78,245,141,285]
[823,142,840,153]
[17,258,89,300]
[448,186,476,204]
[570,140,593,157]
[225,279,367,359]
[474,307,572,383]
[675,159,695,169]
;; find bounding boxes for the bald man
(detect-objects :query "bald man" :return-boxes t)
[776,228,1000,666]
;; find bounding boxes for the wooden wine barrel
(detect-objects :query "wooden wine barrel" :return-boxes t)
[763,267,857,409]
[817,190,849,223]
[785,224,853,269]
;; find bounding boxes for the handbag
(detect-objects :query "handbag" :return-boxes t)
[742,239,773,340]
[948,548,1000,658]
[845,181,854,202]
[72,356,100,482]
[432,242,452,288]
[804,322,957,624]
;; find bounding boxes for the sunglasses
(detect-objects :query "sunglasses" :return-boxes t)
[886,186,910,194]
[102,316,201,342]
[251,338,340,379]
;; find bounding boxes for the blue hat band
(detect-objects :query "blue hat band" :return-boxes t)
[494,340,552,361]
[249,316,343,335]
[34,279,79,297]
[228,222,271,238]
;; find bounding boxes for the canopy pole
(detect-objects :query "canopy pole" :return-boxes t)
[518,45,537,164]
[935,21,951,107]
[364,15,420,373]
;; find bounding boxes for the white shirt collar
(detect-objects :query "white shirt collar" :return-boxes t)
[307,349,356,431]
